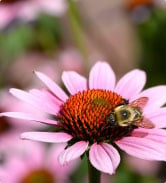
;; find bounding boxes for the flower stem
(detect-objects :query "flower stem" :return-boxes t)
[67,0,88,60]
[88,160,101,183]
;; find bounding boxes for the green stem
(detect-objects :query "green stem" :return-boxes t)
[88,160,101,183]
[67,0,88,61]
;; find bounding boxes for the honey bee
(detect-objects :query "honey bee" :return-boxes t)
[106,97,155,128]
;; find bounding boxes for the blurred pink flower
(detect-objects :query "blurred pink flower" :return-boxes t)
[8,49,84,88]
[58,48,85,74]
[0,141,78,183]
[0,89,45,146]
[1,61,166,175]
[0,0,67,29]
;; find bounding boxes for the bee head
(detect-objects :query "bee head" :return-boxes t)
[114,105,142,127]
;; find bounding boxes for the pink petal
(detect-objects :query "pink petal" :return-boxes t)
[131,86,166,112]
[10,88,41,108]
[0,112,58,125]
[29,89,62,115]
[62,71,88,95]
[145,108,166,128]
[10,88,53,115]
[89,61,116,90]
[132,128,166,144]
[116,136,166,161]
[21,132,72,143]
[35,71,68,101]
[89,143,120,175]
[115,69,146,99]
[10,88,58,115]
[58,141,89,164]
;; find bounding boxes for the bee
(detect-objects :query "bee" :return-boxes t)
[106,97,155,128]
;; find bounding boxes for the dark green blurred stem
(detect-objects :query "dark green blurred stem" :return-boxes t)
[67,0,88,61]
[88,160,101,183]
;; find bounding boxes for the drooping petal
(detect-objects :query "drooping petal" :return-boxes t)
[116,136,166,161]
[10,88,59,115]
[30,89,62,115]
[145,108,166,128]
[89,143,120,175]
[131,86,166,112]
[62,71,88,95]
[115,69,146,99]
[35,71,68,101]
[10,88,41,108]
[89,61,116,90]
[21,132,72,143]
[58,141,89,164]
[0,112,58,125]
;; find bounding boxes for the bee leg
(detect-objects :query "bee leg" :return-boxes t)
[132,125,138,129]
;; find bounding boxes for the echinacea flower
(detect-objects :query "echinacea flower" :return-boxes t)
[0,141,78,183]
[1,61,166,175]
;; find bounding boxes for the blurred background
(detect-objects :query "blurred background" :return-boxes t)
[0,0,166,183]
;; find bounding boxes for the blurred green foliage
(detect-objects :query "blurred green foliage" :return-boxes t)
[67,0,87,58]
[138,9,166,87]
[0,24,34,61]
[70,157,88,183]
[34,14,62,53]
[0,13,62,63]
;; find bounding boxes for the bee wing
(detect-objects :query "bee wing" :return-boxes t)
[130,97,149,108]
[134,118,155,129]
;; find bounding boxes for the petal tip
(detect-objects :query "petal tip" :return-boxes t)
[9,88,17,93]
[20,132,29,140]
[34,71,42,77]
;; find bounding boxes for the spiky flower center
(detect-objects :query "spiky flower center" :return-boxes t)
[58,89,135,144]
[20,169,54,183]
